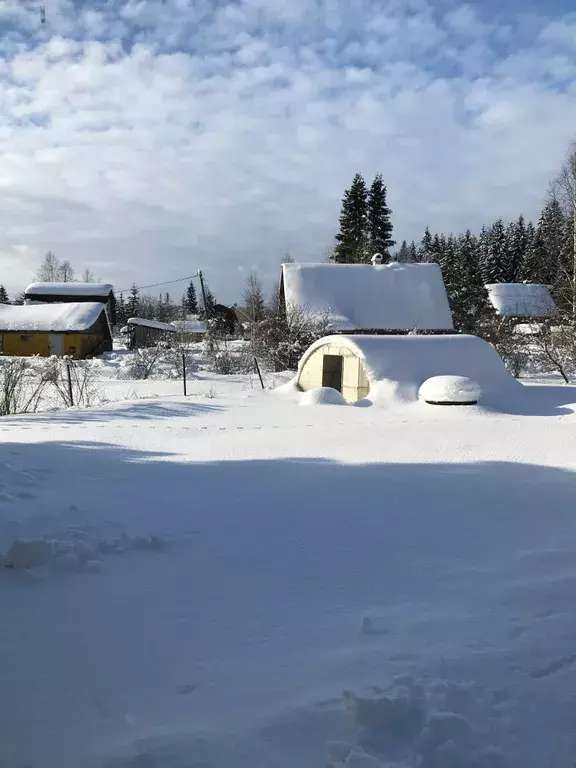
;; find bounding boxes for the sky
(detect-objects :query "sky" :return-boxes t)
[0,0,575,302]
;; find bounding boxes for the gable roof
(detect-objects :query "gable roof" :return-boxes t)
[486,283,557,318]
[0,302,108,333]
[281,262,453,331]
[25,282,114,298]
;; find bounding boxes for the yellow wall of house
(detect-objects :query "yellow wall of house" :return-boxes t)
[298,343,371,403]
[0,332,105,359]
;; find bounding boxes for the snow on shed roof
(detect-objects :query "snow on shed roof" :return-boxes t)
[172,320,208,333]
[127,318,176,332]
[486,283,557,318]
[282,262,453,331]
[0,302,107,332]
[25,282,114,297]
[299,334,519,404]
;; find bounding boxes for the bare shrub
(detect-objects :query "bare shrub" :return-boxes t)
[0,359,48,415]
[125,345,165,380]
[251,302,332,372]
[531,320,575,383]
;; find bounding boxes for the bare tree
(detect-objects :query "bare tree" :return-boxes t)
[532,320,574,383]
[58,260,75,282]
[36,251,60,282]
[83,268,96,283]
[551,141,576,325]
[243,271,266,325]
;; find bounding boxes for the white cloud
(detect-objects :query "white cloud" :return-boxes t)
[0,0,575,299]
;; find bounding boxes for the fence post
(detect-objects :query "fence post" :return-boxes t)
[253,356,265,390]
[66,359,74,407]
[182,352,187,397]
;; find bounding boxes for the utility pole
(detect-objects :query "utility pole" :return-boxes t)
[198,270,211,319]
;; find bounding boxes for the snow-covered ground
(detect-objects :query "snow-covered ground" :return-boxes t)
[1,378,576,767]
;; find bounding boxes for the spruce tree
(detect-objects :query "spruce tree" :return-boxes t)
[186,280,198,314]
[0,286,9,304]
[367,173,395,261]
[453,231,488,333]
[419,227,434,262]
[333,173,368,263]
[539,198,565,282]
[116,293,128,326]
[396,240,410,262]
[481,219,508,284]
[126,284,140,318]
[505,215,527,283]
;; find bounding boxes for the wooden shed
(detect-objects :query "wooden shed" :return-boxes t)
[0,303,112,358]
[25,282,116,324]
[125,318,176,349]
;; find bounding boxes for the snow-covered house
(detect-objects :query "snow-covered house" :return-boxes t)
[286,262,518,405]
[485,283,557,319]
[25,283,116,324]
[0,303,112,358]
[280,262,454,333]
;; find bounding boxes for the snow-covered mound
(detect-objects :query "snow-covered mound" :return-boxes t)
[300,386,348,406]
[419,375,481,405]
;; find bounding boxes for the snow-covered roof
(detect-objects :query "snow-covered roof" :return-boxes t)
[282,262,453,331]
[486,283,557,318]
[298,334,519,404]
[172,320,208,333]
[0,302,107,332]
[25,282,114,298]
[127,318,176,332]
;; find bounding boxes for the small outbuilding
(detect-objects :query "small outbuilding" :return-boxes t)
[171,319,208,342]
[296,334,519,405]
[281,262,454,332]
[485,283,557,319]
[25,282,116,324]
[0,303,112,358]
[125,318,176,349]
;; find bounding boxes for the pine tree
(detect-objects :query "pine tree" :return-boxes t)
[12,292,26,306]
[126,284,140,318]
[408,241,418,263]
[116,293,128,326]
[396,240,410,262]
[539,198,565,282]
[418,227,434,262]
[367,173,395,261]
[333,173,368,263]
[186,280,198,314]
[505,215,527,283]
[0,286,9,304]
[481,219,508,284]
[452,231,488,333]
[109,291,117,326]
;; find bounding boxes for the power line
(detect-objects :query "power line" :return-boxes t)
[117,272,200,294]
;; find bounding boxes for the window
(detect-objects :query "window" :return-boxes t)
[19,335,33,342]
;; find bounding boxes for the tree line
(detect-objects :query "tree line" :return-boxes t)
[332,147,576,334]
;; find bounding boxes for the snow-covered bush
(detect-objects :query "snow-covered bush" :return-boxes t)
[252,302,331,372]
[0,358,47,415]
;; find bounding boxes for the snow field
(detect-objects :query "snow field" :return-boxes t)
[0,380,576,767]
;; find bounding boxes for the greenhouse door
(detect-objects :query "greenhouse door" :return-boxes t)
[322,355,343,393]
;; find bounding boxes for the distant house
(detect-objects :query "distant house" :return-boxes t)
[25,283,116,324]
[0,303,112,358]
[212,304,242,336]
[280,262,454,333]
[485,283,557,319]
[124,318,176,349]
